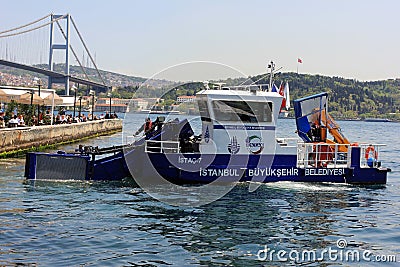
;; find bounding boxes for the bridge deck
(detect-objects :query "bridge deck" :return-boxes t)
[0,59,108,90]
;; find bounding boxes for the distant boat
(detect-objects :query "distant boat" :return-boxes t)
[135,109,181,115]
[137,109,151,114]
[150,110,180,115]
[364,118,391,122]
[278,110,289,118]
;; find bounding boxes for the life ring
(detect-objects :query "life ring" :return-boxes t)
[365,145,378,160]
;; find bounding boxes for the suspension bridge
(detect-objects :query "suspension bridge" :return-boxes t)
[0,13,109,95]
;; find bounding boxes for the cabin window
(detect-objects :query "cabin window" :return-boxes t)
[197,99,211,122]
[212,100,272,123]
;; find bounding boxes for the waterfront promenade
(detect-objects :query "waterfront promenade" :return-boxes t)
[0,119,122,156]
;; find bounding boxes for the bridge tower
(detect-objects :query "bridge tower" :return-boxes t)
[48,14,71,95]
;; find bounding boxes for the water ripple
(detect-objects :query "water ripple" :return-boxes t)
[0,118,399,266]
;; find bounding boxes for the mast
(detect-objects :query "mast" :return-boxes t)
[268,61,275,92]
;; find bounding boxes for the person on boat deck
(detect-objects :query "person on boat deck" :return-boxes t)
[310,122,322,142]
[135,117,153,135]
[306,120,322,142]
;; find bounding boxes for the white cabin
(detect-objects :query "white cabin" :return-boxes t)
[196,84,285,155]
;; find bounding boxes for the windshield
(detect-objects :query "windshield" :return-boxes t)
[212,100,272,123]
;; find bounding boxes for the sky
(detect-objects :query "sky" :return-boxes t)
[1,0,400,81]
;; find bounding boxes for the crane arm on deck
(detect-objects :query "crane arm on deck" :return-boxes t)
[321,110,350,151]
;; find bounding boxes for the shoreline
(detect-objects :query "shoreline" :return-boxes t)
[0,119,122,158]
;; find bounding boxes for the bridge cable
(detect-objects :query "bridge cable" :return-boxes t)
[0,14,68,38]
[0,13,51,35]
[54,20,91,82]
[70,16,107,86]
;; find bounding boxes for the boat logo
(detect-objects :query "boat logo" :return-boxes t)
[246,135,264,154]
[227,136,240,154]
[204,126,210,143]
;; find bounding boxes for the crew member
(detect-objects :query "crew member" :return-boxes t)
[311,122,321,142]
[135,117,153,135]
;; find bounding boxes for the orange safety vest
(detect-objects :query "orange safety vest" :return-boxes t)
[145,120,152,132]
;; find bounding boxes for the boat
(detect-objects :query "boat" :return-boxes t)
[136,109,181,115]
[364,118,392,122]
[149,110,180,115]
[25,67,391,184]
[278,110,289,118]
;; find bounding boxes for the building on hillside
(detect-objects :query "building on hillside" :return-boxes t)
[96,97,131,106]
[95,97,131,113]
[131,98,149,110]
[95,103,128,113]
[177,95,196,103]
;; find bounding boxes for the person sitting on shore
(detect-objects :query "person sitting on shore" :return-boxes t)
[8,115,19,127]
[0,116,5,128]
[0,112,5,128]
[31,115,38,126]
[67,114,73,124]
[55,114,62,124]
[17,114,25,126]
[38,112,44,125]
[61,114,69,124]
[3,112,9,125]
[79,114,86,122]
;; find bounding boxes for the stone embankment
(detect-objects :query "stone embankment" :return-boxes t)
[0,119,122,155]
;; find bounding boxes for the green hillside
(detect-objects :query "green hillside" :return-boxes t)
[248,72,400,120]
[1,63,399,120]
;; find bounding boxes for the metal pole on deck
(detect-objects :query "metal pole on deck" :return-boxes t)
[268,61,275,92]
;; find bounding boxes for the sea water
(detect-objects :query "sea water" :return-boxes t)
[0,115,399,266]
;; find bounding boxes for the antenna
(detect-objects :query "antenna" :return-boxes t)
[214,82,225,90]
[267,61,275,92]
[203,81,210,90]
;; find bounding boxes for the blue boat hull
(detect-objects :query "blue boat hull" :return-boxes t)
[123,147,388,185]
[25,146,389,185]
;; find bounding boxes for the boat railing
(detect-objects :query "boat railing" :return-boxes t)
[297,142,351,168]
[359,143,386,168]
[211,83,270,92]
[145,140,180,153]
[125,134,148,145]
[276,137,300,147]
